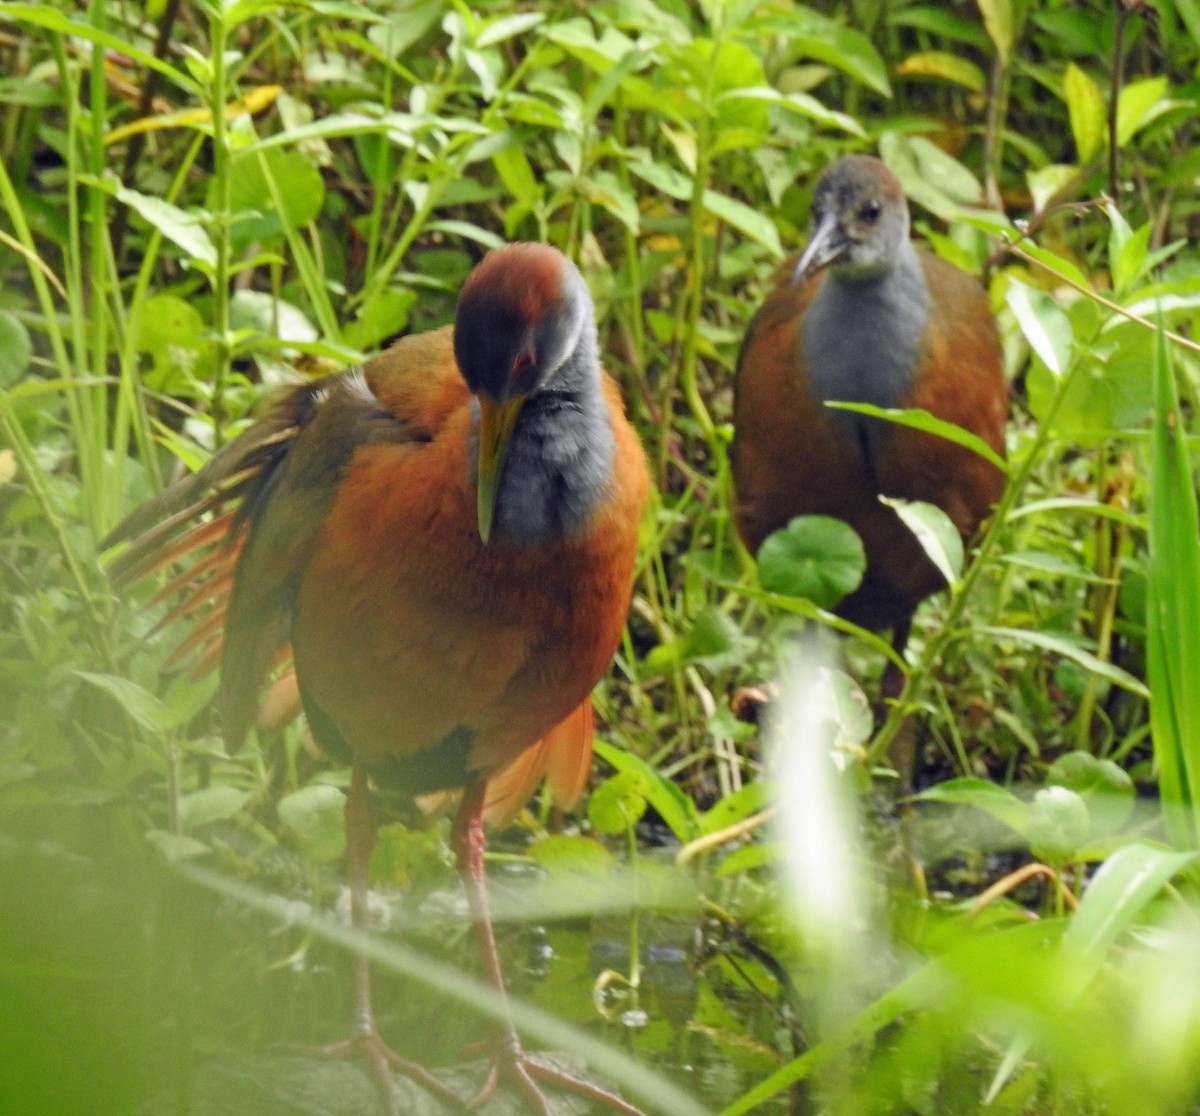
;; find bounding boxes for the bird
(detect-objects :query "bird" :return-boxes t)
[103,242,650,1116]
[732,154,1007,697]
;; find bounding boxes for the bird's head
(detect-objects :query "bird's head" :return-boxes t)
[793,155,910,283]
[454,243,591,544]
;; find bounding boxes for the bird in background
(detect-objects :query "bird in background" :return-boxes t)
[104,243,650,1116]
[733,153,1007,701]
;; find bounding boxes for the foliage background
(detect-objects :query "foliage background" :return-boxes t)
[2,0,1200,1113]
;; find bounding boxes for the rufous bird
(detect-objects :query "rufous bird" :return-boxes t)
[104,243,649,1116]
[733,154,1007,696]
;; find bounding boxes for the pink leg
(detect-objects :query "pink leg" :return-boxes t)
[296,761,463,1113]
[451,781,646,1116]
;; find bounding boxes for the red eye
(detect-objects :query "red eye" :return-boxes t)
[511,348,535,378]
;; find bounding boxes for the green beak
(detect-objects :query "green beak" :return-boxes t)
[476,393,528,544]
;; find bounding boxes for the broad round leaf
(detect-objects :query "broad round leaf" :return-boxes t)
[1047,751,1134,835]
[221,148,325,248]
[1028,786,1090,863]
[757,515,865,608]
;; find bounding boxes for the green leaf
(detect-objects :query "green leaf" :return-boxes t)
[1047,751,1135,836]
[593,740,699,843]
[178,785,252,830]
[129,294,208,391]
[542,18,639,71]
[74,670,166,732]
[1047,751,1133,800]
[716,842,782,877]
[878,133,982,220]
[1062,842,1198,965]
[702,189,782,256]
[278,784,346,863]
[1146,310,1200,846]
[756,516,865,608]
[979,626,1150,698]
[699,782,774,837]
[0,4,193,92]
[717,87,863,136]
[827,403,1007,471]
[344,287,416,352]
[896,51,985,92]
[1116,76,1169,145]
[1114,224,1152,293]
[219,148,325,248]
[230,290,318,344]
[1064,63,1106,162]
[1008,496,1143,530]
[367,0,441,58]
[1005,277,1071,376]
[882,498,964,585]
[527,834,614,875]
[977,0,1015,60]
[762,9,890,95]
[579,172,639,233]
[628,159,692,201]
[913,777,1029,834]
[1025,164,1077,212]
[1028,318,1152,444]
[146,829,212,861]
[643,605,755,675]
[85,175,216,267]
[1000,550,1115,585]
[588,771,648,835]
[1027,786,1090,863]
[474,11,544,49]
[492,144,540,207]
[0,308,32,387]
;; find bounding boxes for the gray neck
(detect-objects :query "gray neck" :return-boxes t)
[801,239,930,456]
[486,326,614,546]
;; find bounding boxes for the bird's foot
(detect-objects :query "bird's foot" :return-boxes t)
[290,1029,465,1114]
[468,1036,645,1116]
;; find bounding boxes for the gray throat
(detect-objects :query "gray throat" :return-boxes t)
[487,329,614,546]
[801,240,931,462]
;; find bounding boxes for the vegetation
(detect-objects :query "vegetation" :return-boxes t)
[2,0,1200,1113]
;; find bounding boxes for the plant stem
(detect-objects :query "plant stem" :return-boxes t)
[207,10,233,443]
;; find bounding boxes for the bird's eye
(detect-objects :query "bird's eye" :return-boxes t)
[510,348,535,378]
[860,200,882,223]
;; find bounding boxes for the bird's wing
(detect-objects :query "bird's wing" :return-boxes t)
[102,341,448,746]
[102,379,333,692]
[884,252,1008,534]
[219,367,427,747]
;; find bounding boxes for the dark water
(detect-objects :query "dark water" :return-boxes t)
[0,806,794,1116]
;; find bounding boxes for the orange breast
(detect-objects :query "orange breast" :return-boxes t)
[293,353,647,791]
[733,251,1007,631]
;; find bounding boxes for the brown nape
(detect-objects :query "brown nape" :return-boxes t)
[104,243,651,1116]
[733,154,1007,709]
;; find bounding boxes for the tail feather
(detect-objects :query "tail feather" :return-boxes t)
[484,699,594,827]
[165,601,230,668]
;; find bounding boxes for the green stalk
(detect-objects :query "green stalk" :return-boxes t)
[52,38,100,535]
[1146,315,1200,848]
[677,68,717,458]
[112,131,208,494]
[0,393,105,630]
[206,10,234,442]
[87,0,112,531]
